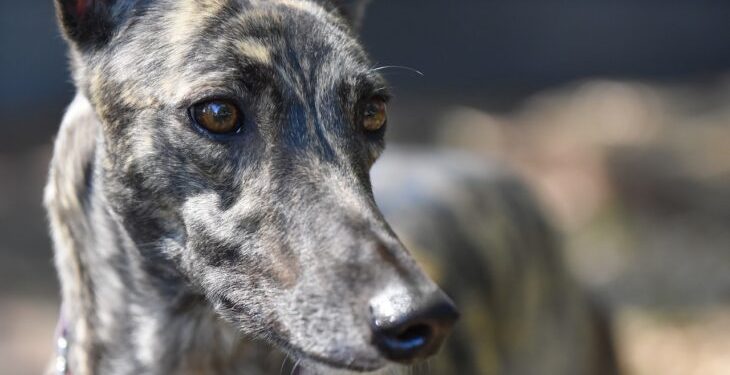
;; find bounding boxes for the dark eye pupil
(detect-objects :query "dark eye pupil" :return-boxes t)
[208,102,232,120]
[192,100,240,134]
[365,102,379,117]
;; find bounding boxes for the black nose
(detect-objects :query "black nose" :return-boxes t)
[370,292,459,363]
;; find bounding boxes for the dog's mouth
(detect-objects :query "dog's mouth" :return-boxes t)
[290,356,386,374]
[270,335,387,373]
[286,358,396,375]
[286,347,387,373]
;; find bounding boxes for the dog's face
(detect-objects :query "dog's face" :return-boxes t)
[57,0,456,371]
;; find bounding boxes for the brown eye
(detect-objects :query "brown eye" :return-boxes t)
[363,97,387,132]
[191,100,241,134]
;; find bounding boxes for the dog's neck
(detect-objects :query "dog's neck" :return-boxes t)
[46,94,280,375]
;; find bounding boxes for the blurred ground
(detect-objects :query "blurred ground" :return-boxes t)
[2,77,729,374]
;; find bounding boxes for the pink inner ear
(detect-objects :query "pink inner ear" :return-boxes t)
[75,0,89,18]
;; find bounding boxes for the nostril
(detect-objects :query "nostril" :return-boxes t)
[370,294,459,363]
[391,323,432,350]
[372,321,434,362]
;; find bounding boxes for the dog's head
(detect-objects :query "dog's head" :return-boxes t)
[56,0,457,371]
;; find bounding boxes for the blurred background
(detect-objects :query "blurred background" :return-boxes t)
[1,1,729,374]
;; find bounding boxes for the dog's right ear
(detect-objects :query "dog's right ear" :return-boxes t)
[54,0,129,49]
[330,0,372,31]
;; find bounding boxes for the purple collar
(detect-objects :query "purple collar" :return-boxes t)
[54,309,71,375]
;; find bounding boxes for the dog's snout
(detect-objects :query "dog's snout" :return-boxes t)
[370,291,459,363]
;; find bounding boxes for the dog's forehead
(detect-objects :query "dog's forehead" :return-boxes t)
[176,2,362,69]
[229,2,371,77]
[107,0,375,103]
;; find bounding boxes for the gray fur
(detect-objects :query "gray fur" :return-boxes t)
[48,1,444,374]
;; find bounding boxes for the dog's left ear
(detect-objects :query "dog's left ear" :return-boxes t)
[331,0,372,31]
[54,0,132,50]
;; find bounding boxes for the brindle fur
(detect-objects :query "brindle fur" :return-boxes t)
[48,1,444,374]
[46,0,616,374]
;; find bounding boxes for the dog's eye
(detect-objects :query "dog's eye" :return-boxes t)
[190,100,241,134]
[362,97,387,132]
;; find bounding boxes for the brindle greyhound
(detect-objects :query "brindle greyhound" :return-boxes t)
[46,0,618,374]
[46,0,458,374]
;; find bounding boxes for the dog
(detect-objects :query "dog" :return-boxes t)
[46,0,617,374]
[46,1,458,374]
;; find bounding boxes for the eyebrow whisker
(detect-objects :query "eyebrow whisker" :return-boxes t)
[370,65,425,77]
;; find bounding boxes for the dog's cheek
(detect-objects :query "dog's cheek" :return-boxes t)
[177,196,305,339]
[193,254,291,338]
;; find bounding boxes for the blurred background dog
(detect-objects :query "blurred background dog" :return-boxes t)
[373,148,618,374]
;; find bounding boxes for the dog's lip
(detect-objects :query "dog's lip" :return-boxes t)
[271,337,386,372]
[289,348,386,372]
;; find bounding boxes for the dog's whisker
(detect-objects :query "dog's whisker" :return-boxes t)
[280,353,291,375]
[370,65,425,77]
[290,359,301,375]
